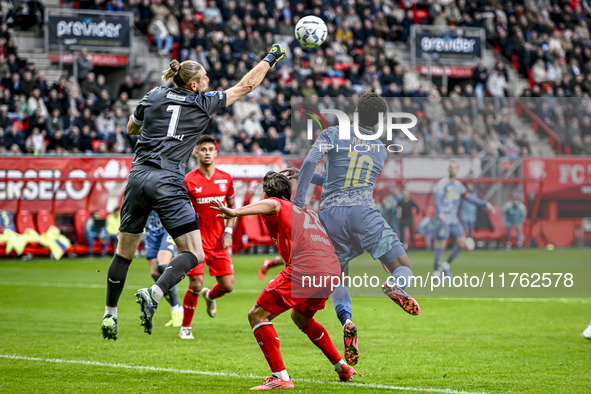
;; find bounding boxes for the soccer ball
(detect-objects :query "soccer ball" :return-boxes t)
[465,237,475,251]
[295,16,328,48]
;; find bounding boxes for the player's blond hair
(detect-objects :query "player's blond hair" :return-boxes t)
[162,59,203,90]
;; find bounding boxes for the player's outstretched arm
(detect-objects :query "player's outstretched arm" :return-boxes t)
[211,199,281,219]
[224,44,286,107]
[280,167,325,186]
[463,193,495,212]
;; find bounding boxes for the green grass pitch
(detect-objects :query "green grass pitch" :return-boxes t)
[0,249,590,393]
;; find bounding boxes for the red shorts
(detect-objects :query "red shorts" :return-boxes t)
[256,270,329,319]
[187,247,234,277]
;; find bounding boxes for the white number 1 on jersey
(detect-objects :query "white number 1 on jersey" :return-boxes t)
[166,105,181,136]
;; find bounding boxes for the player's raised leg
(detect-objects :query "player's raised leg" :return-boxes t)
[259,256,284,280]
[248,303,294,390]
[202,274,233,318]
[381,250,420,315]
[330,282,358,366]
[154,250,183,327]
[102,231,143,340]
[440,232,466,278]
[292,308,356,382]
[136,227,204,335]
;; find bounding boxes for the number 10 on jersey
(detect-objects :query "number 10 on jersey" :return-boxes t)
[344,151,374,188]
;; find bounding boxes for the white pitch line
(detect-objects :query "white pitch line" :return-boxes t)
[0,354,491,394]
[1,282,589,301]
[0,282,261,294]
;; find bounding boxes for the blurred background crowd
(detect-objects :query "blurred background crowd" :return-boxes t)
[2,0,591,157]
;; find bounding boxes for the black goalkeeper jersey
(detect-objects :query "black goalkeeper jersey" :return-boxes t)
[132,86,227,174]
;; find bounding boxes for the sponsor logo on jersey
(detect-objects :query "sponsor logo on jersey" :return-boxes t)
[215,179,228,192]
[205,91,217,96]
[166,92,186,101]
[194,187,202,193]
[194,196,225,204]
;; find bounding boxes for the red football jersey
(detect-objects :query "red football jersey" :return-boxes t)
[185,168,235,251]
[262,198,340,278]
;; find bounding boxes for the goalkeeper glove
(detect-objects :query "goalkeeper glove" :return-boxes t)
[262,44,287,68]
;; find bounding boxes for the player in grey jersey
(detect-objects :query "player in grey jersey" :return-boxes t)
[102,45,286,340]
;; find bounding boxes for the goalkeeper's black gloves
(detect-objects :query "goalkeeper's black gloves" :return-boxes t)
[262,44,287,68]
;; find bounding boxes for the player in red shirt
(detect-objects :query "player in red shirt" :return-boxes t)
[181,135,237,340]
[212,171,356,390]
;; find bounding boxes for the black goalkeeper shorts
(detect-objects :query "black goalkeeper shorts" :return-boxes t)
[119,166,199,239]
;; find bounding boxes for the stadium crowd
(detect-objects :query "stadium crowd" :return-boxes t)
[5,0,591,157]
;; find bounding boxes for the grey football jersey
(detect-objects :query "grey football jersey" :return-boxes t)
[132,86,226,174]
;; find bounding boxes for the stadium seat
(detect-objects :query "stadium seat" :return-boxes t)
[472,208,506,242]
[16,211,36,234]
[74,210,90,244]
[92,139,103,151]
[36,210,56,234]
[240,215,275,250]
[172,42,179,60]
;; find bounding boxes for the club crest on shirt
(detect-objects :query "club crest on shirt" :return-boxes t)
[219,183,227,192]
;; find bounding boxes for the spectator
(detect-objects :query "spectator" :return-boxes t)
[48,129,67,152]
[46,109,64,135]
[100,209,120,256]
[263,127,281,152]
[75,108,95,131]
[243,112,264,137]
[21,71,39,98]
[113,107,128,130]
[26,88,48,117]
[81,72,100,98]
[107,125,133,153]
[80,125,94,151]
[84,211,103,257]
[0,54,10,81]
[96,74,115,100]
[5,125,25,152]
[0,105,12,129]
[76,48,94,84]
[25,127,46,154]
[502,196,527,249]
[113,91,131,115]
[7,73,22,96]
[398,188,419,249]
[92,90,113,116]
[378,194,398,234]
[117,75,136,98]
[148,12,174,55]
[45,89,66,115]
[6,54,20,75]
[97,109,116,135]
[418,208,439,249]
[487,65,508,112]
[65,126,83,152]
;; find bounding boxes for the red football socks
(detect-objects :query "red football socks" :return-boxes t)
[182,288,199,327]
[300,319,342,364]
[253,322,285,373]
[208,283,226,300]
